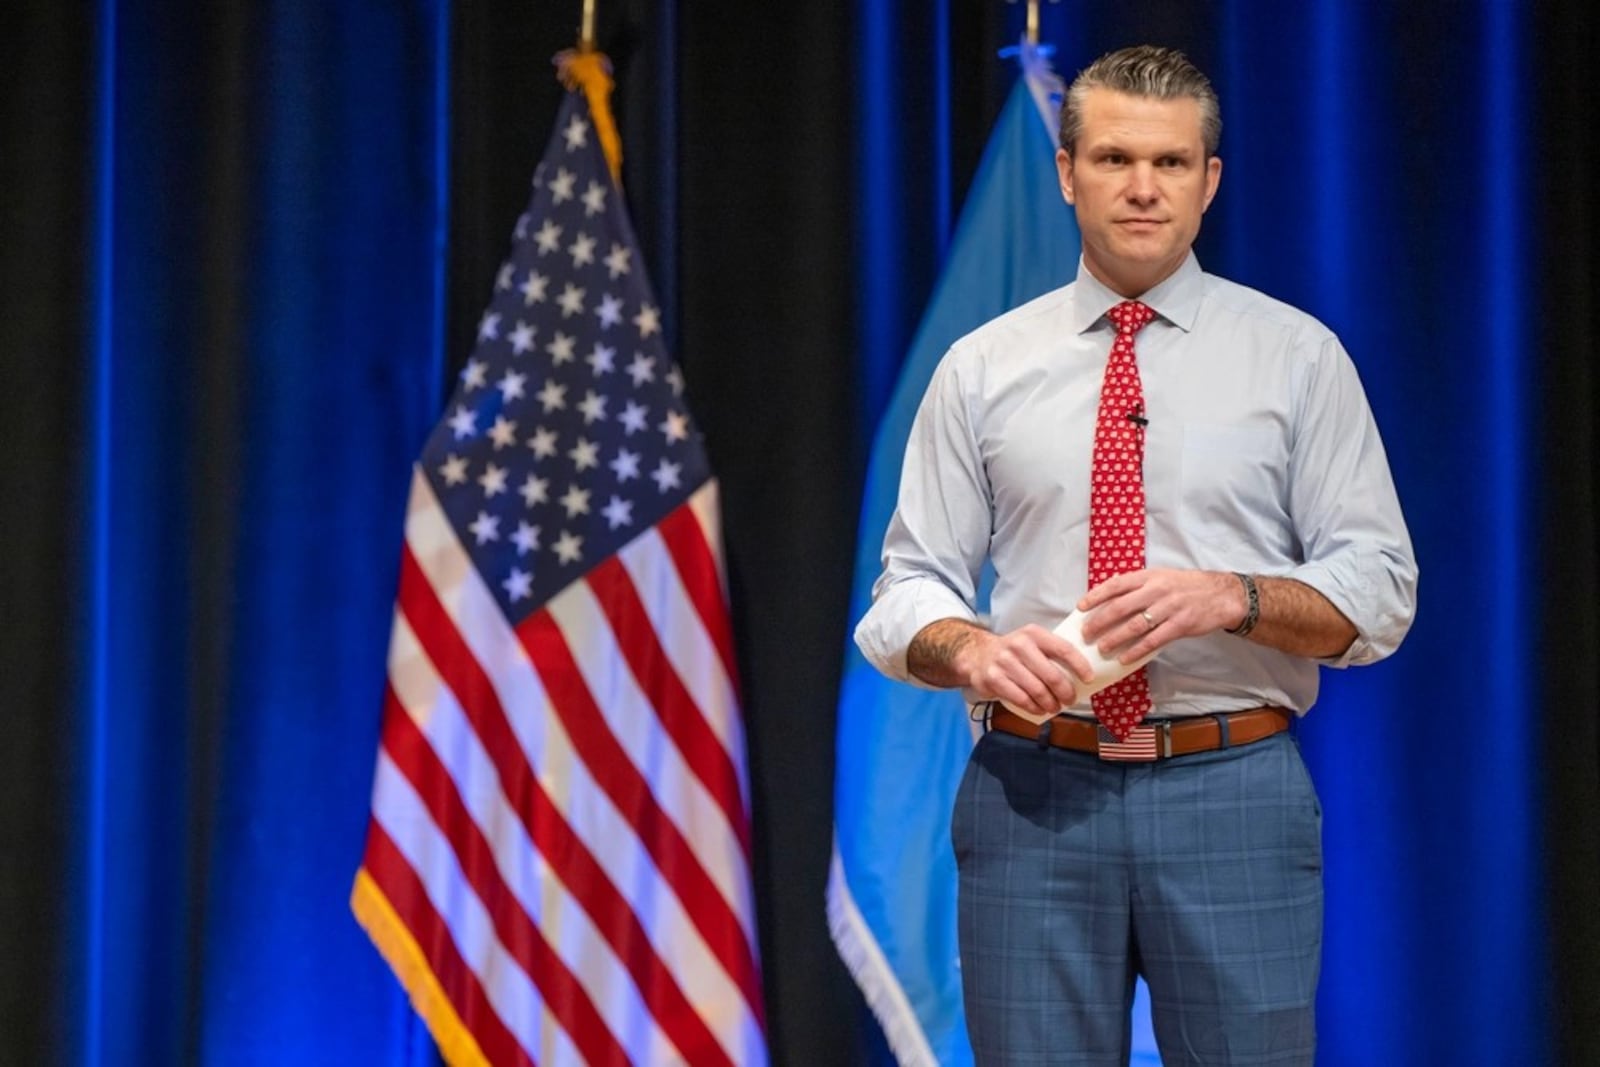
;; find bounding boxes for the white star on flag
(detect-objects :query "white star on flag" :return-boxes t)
[534,220,563,254]
[448,406,477,440]
[578,391,608,425]
[495,263,515,290]
[587,343,616,375]
[559,484,591,517]
[527,426,558,459]
[478,463,508,497]
[562,115,589,150]
[549,167,576,203]
[626,353,656,386]
[509,322,537,354]
[557,284,587,318]
[569,233,597,267]
[477,312,501,342]
[547,333,576,363]
[659,410,690,444]
[497,371,528,402]
[582,180,608,217]
[602,495,633,530]
[536,379,567,412]
[520,271,549,304]
[460,358,488,390]
[438,454,468,485]
[604,243,631,278]
[502,567,533,601]
[568,437,601,471]
[618,400,649,435]
[609,448,641,481]
[488,416,518,450]
[595,294,624,329]
[651,458,682,492]
[633,304,660,338]
[511,521,540,554]
[519,474,549,507]
[467,511,500,544]
[552,529,583,564]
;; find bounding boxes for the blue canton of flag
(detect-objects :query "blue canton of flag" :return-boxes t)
[424,106,709,619]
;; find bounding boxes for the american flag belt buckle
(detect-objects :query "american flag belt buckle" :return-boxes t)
[1096,721,1172,761]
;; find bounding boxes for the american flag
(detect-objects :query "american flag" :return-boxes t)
[353,88,767,1067]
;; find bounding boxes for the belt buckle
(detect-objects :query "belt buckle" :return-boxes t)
[1096,722,1165,762]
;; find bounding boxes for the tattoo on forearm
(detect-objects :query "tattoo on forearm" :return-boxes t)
[907,620,981,687]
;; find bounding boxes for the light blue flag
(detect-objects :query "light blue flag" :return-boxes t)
[827,50,1079,1065]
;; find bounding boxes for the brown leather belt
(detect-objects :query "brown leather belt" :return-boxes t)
[987,705,1291,761]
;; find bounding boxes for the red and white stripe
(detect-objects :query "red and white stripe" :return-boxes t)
[360,470,766,1066]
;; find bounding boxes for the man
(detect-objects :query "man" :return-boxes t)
[854,46,1417,1065]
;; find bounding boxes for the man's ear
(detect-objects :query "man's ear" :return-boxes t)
[1202,154,1222,212]
[1056,148,1076,206]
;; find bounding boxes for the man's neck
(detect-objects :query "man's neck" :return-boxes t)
[1082,253,1188,300]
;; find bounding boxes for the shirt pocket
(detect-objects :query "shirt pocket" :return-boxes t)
[1178,421,1291,564]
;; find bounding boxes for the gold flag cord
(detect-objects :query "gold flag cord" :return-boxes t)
[554,48,622,182]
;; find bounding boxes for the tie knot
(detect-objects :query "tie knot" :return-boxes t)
[1108,300,1156,336]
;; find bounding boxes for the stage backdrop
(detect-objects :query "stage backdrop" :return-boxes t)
[1,1,1595,1065]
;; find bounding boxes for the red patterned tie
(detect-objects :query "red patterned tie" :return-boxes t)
[1089,300,1157,741]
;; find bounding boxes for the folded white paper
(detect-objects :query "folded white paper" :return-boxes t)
[999,609,1157,725]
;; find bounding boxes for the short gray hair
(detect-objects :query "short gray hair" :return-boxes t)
[1059,45,1221,158]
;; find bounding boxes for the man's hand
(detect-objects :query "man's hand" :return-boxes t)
[1078,568,1360,661]
[1077,569,1245,663]
[907,618,1096,719]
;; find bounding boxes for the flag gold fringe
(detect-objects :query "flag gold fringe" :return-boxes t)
[556,50,623,182]
[351,869,491,1067]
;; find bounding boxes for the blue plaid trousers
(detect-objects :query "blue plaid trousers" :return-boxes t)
[952,725,1322,1065]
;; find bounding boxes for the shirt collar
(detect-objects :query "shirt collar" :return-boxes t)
[1068,251,1204,335]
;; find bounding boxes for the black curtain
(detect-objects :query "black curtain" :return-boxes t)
[1,3,93,1058]
[1538,0,1600,1055]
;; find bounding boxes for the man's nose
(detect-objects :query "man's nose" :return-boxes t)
[1125,163,1159,202]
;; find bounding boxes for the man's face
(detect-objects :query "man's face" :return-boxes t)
[1056,88,1222,298]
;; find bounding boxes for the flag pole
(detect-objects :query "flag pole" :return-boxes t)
[580,0,597,52]
[1026,0,1039,45]
[556,0,622,181]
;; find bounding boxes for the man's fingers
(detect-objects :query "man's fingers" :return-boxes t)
[1010,642,1079,710]
[977,626,1082,712]
[1040,638,1096,687]
[1077,570,1142,613]
[989,671,1062,718]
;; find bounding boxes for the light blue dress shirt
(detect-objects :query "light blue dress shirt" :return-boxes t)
[855,254,1418,717]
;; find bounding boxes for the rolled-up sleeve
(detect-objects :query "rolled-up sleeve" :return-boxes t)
[1282,334,1419,666]
[854,351,993,685]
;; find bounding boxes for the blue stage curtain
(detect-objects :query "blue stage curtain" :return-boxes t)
[1213,4,1545,1062]
[75,1,447,1062]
